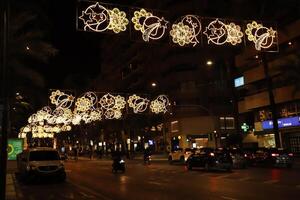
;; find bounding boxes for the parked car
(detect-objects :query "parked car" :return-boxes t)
[186,148,233,171]
[17,147,66,182]
[168,148,193,164]
[252,148,294,168]
[242,147,257,166]
[228,148,248,169]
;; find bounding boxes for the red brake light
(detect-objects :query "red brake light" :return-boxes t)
[271,153,279,157]
[288,153,293,157]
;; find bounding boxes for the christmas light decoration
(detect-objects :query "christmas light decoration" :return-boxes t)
[203,19,228,45]
[170,22,193,46]
[225,23,243,45]
[170,15,201,47]
[128,94,149,113]
[245,21,277,50]
[75,97,92,112]
[132,8,168,42]
[150,95,169,114]
[49,90,74,109]
[107,8,129,33]
[79,2,110,32]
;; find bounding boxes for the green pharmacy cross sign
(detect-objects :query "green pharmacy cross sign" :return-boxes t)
[7,139,23,160]
[241,123,250,133]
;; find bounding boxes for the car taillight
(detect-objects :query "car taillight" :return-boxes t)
[244,154,247,157]
[288,153,293,157]
[210,152,215,157]
[271,153,279,157]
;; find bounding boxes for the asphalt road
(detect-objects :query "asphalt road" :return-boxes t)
[15,158,300,200]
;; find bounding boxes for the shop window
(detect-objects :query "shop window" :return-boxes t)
[171,121,179,133]
[219,117,235,130]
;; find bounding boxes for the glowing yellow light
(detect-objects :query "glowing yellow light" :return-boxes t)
[107,8,129,33]
[75,97,92,112]
[203,19,227,45]
[131,8,168,42]
[127,94,149,113]
[50,90,74,109]
[170,22,193,46]
[245,21,277,50]
[150,95,169,114]
[206,60,213,65]
[225,23,243,45]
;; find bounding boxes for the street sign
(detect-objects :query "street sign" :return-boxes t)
[7,139,23,160]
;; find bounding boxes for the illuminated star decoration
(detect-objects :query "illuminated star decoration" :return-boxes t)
[150,95,169,114]
[128,94,150,113]
[170,22,193,46]
[245,21,277,51]
[170,15,201,47]
[107,8,129,33]
[75,97,92,112]
[203,19,228,45]
[132,8,169,42]
[99,93,126,119]
[225,23,243,45]
[79,2,110,32]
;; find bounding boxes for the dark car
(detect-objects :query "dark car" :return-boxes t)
[228,148,248,169]
[253,148,294,168]
[186,148,233,171]
[242,147,257,166]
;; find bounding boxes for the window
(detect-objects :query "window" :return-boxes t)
[171,121,179,132]
[29,151,60,161]
[219,117,235,129]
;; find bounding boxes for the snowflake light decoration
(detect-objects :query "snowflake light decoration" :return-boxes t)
[132,8,168,42]
[128,94,149,113]
[225,23,243,45]
[107,8,129,33]
[113,95,126,110]
[75,97,92,112]
[99,93,126,119]
[203,19,228,45]
[170,22,193,46]
[170,15,201,47]
[150,95,169,114]
[90,109,102,121]
[245,21,277,51]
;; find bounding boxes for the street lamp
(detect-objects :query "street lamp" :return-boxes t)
[151,82,157,87]
[206,60,213,66]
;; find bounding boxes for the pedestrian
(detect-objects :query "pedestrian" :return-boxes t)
[89,145,94,160]
[74,146,78,161]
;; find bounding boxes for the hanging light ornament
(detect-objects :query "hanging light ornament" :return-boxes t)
[203,19,228,45]
[225,23,243,45]
[107,8,129,33]
[75,97,92,112]
[49,90,74,109]
[99,93,126,119]
[170,15,201,47]
[127,94,149,113]
[245,21,277,50]
[150,95,169,114]
[131,8,169,42]
[79,2,128,34]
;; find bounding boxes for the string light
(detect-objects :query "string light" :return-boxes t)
[170,15,201,47]
[75,97,92,112]
[150,95,169,114]
[225,23,243,45]
[132,8,168,42]
[107,8,129,33]
[128,94,149,113]
[245,21,277,50]
[170,22,193,46]
[203,19,228,45]
[49,90,74,109]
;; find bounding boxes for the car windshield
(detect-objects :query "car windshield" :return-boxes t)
[29,151,60,161]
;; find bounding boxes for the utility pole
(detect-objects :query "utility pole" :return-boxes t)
[262,53,281,148]
[0,0,9,199]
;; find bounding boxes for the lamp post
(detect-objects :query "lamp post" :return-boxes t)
[0,0,9,199]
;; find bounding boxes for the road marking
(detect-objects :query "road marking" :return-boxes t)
[80,192,95,198]
[238,177,251,181]
[262,180,279,184]
[215,174,232,179]
[221,196,238,200]
[67,181,112,200]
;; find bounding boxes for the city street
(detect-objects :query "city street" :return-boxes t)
[14,158,300,200]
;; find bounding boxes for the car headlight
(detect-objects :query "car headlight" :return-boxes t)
[119,160,125,164]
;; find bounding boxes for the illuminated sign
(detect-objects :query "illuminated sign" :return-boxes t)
[262,116,300,130]
[234,76,244,87]
[7,139,23,160]
[241,123,250,132]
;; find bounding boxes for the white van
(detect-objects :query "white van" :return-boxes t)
[17,147,66,181]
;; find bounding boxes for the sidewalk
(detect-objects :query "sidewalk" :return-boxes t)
[6,161,18,200]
